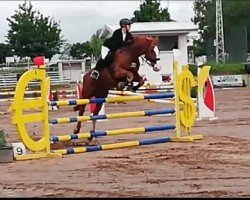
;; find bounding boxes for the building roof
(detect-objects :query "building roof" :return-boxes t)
[100,21,198,38]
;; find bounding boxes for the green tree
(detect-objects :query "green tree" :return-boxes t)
[6,1,64,60]
[192,0,250,60]
[70,42,92,59]
[88,29,104,60]
[70,29,104,60]
[192,0,215,57]
[131,0,171,22]
[60,42,72,60]
[223,1,250,26]
[0,43,12,64]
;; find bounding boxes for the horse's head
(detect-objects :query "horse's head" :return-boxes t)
[133,36,161,72]
[144,36,161,72]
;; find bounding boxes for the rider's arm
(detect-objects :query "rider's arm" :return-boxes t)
[110,29,123,51]
[102,29,120,51]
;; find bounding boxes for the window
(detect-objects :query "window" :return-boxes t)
[158,36,178,51]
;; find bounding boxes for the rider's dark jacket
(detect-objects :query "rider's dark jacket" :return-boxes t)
[103,28,133,52]
[95,28,139,70]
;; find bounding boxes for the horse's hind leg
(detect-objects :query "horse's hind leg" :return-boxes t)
[91,103,104,132]
[74,104,87,134]
[88,91,108,144]
[73,75,95,135]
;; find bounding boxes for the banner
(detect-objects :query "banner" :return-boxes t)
[212,75,243,87]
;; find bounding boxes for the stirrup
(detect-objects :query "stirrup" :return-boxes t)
[131,62,137,68]
[90,70,99,79]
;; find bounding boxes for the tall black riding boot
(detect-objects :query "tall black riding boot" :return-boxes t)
[90,58,105,79]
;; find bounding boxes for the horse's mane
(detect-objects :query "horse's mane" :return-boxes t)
[118,39,134,51]
[118,35,151,51]
[117,35,158,54]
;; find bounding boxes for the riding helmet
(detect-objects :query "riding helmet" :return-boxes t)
[119,18,133,26]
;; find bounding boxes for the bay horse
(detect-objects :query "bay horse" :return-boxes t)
[74,35,161,138]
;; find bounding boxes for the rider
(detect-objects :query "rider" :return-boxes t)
[90,18,134,79]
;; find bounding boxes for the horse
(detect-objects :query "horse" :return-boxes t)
[73,35,161,139]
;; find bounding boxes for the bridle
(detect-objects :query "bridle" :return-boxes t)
[140,45,160,68]
[141,56,160,68]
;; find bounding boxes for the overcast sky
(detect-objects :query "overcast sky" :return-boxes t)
[0,1,195,44]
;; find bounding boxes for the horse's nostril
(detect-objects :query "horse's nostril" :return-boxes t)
[154,65,161,71]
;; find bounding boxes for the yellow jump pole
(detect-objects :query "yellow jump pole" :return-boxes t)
[173,61,181,140]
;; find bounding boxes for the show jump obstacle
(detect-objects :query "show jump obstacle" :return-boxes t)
[10,57,206,161]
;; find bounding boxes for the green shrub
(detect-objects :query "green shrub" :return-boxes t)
[191,86,198,98]
[188,64,198,76]
[208,62,245,75]
[0,128,7,147]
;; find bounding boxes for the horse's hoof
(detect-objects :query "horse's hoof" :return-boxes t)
[88,138,99,146]
[131,87,137,92]
[128,86,136,92]
[118,82,125,90]
[73,129,79,134]
[127,77,133,82]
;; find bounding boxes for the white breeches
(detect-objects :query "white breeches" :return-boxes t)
[101,46,110,59]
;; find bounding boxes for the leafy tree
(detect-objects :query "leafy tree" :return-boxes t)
[192,0,215,57]
[0,43,12,64]
[88,29,104,60]
[131,0,171,22]
[192,0,250,59]
[223,1,250,26]
[70,42,91,59]
[60,42,72,60]
[6,1,64,60]
[70,29,104,60]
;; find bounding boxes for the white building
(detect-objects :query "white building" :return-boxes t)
[100,22,198,84]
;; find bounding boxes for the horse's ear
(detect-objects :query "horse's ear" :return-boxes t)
[145,36,159,45]
[152,36,159,45]
[145,36,154,42]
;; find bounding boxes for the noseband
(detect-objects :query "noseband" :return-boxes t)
[141,45,160,68]
[141,56,160,68]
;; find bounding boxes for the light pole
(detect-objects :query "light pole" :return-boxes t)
[216,0,225,63]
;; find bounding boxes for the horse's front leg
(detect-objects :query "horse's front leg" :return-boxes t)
[114,68,134,82]
[131,72,146,92]
[92,120,97,133]
[114,68,134,90]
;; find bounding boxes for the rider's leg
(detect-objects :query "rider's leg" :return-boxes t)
[90,46,110,79]
[90,58,105,79]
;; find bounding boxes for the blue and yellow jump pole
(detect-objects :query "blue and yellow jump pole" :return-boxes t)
[49,109,175,124]
[53,137,172,155]
[50,124,176,142]
[49,93,174,107]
